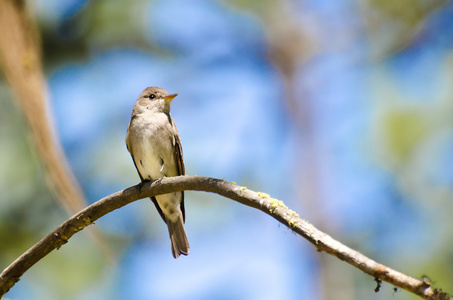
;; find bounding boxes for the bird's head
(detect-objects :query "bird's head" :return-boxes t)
[134,86,178,114]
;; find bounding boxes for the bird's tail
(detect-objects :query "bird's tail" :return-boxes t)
[167,214,190,259]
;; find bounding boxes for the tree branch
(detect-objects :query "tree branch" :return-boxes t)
[0,176,449,299]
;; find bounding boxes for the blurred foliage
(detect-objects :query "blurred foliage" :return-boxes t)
[226,0,278,17]
[367,0,446,24]
[362,0,448,56]
[380,107,429,165]
[80,0,149,50]
[0,85,53,261]
[0,84,105,297]
[39,0,156,68]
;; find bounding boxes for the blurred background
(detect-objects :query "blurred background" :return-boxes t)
[1,0,453,299]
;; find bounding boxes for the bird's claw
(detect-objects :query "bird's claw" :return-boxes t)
[154,177,164,184]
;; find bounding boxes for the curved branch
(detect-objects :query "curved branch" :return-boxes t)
[0,176,449,299]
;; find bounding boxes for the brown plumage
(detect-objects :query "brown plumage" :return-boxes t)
[126,87,189,258]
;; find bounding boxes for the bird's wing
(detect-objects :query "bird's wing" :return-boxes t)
[174,132,185,176]
[171,116,186,221]
[126,125,144,181]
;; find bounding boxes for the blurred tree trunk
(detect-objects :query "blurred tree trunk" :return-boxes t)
[0,0,112,262]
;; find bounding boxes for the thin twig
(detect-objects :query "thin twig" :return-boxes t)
[0,176,449,299]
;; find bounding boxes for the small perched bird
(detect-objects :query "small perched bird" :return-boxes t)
[126,86,189,258]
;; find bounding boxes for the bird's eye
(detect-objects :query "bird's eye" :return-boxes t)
[149,94,155,99]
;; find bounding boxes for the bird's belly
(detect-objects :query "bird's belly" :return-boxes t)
[134,134,177,180]
[137,148,163,181]
[135,139,182,222]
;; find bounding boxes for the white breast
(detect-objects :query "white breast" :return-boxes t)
[132,112,177,181]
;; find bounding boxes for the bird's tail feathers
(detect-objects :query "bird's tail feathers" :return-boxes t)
[167,215,190,259]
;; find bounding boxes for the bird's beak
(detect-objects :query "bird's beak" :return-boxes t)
[163,93,178,102]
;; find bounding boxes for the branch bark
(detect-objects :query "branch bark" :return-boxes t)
[0,176,449,299]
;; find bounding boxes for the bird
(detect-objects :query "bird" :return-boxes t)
[126,86,189,258]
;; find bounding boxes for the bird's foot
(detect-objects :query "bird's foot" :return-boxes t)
[153,177,164,184]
